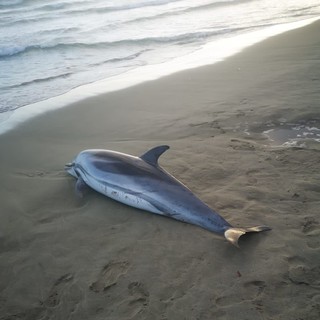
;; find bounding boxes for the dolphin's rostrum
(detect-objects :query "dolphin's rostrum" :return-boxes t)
[66,145,271,246]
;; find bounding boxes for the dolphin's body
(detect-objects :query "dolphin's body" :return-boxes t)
[66,145,270,246]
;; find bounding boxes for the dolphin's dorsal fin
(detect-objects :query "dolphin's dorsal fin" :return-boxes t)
[140,145,170,166]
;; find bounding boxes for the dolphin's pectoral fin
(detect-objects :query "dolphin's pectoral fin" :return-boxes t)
[224,226,271,247]
[140,145,170,166]
[75,176,88,198]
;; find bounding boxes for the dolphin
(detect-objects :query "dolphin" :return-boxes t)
[65,145,271,246]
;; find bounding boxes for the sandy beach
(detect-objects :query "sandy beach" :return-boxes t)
[1,20,320,320]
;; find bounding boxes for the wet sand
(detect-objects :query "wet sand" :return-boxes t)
[0,21,320,319]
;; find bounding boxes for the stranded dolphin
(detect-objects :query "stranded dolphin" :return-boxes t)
[65,145,271,246]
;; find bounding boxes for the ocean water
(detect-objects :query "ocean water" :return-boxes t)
[0,0,320,132]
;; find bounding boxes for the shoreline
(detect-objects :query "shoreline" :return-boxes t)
[1,19,320,320]
[1,16,319,136]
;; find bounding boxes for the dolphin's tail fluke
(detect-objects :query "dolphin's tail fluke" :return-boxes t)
[224,226,271,247]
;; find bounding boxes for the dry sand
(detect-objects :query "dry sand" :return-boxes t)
[1,20,320,320]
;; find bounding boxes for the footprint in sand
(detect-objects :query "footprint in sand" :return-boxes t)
[286,254,320,287]
[301,216,319,234]
[244,280,266,296]
[43,273,74,308]
[128,281,149,305]
[126,282,149,317]
[300,216,319,249]
[288,265,320,287]
[230,139,256,151]
[307,237,320,249]
[215,280,266,307]
[89,261,129,293]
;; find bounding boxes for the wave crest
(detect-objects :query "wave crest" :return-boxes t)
[0,28,244,59]
[0,0,25,7]
[0,45,27,57]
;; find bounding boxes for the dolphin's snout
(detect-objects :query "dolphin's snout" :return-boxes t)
[65,162,74,169]
[65,162,78,178]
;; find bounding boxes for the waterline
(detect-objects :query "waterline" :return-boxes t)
[1,16,319,135]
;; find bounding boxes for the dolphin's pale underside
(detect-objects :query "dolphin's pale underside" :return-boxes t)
[66,145,271,246]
